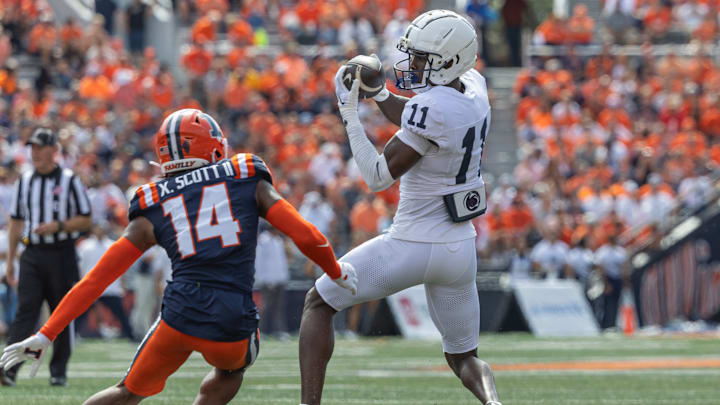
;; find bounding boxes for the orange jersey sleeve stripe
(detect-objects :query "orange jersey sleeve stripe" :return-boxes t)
[39,237,144,341]
[149,183,159,203]
[265,199,341,279]
[231,154,242,179]
[245,154,255,177]
[137,187,148,209]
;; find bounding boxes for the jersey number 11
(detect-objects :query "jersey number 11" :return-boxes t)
[456,118,488,184]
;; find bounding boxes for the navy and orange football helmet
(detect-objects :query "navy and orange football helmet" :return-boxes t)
[154,109,228,175]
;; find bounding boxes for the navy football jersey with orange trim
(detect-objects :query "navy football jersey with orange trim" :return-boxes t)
[128,153,272,341]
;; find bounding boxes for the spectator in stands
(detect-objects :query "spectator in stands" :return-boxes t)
[673,0,709,33]
[533,13,566,45]
[0,227,19,329]
[77,224,134,340]
[95,0,118,34]
[338,12,374,53]
[639,173,677,227]
[466,0,497,65]
[254,224,290,339]
[501,0,528,67]
[678,163,714,212]
[565,236,594,284]
[299,191,335,241]
[567,4,594,44]
[594,235,627,330]
[508,236,532,282]
[126,0,149,54]
[129,246,169,339]
[530,220,569,280]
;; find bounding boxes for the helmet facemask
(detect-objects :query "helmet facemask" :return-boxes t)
[393,10,478,92]
[393,38,443,90]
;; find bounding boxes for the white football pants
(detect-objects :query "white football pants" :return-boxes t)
[316,234,479,354]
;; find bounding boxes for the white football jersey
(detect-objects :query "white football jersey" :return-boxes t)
[390,69,491,243]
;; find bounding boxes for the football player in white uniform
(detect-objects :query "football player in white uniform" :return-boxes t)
[298,10,501,405]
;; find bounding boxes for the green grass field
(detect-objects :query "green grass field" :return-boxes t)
[1,333,718,404]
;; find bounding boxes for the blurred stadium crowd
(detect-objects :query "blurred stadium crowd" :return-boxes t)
[0,0,719,337]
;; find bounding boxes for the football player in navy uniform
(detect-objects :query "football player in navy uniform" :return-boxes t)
[0,109,357,405]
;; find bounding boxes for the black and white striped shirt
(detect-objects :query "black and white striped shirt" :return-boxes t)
[9,166,91,246]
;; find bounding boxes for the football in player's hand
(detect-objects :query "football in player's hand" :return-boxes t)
[342,55,385,99]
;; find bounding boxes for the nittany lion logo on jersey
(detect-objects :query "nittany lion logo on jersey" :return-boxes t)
[464,191,481,211]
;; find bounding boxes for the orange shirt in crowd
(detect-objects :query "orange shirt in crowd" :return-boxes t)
[567,10,593,44]
[637,183,675,199]
[597,108,632,129]
[350,199,386,234]
[515,97,539,123]
[700,106,720,136]
[33,97,51,118]
[181,45,213,76]
[274,54,309,90]
[535,16,566,45]
[226,47,247,69]
[710,144,720,166]
[28,23,56,53]
[228,19,254,45]
[0,69,16,94]
[694,18,717,43]
[643,5,672,32]
[60,22,83,45]
[151,75,174,109]
[224,74,249,110]
[500,204,534,232]
[191,16,216,44]
[194,0,228,13]
[295,0,321,24]
[78,75,115,101]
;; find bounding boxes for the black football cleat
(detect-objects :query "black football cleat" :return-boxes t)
[49,376,67,387]
[0,368,16,387]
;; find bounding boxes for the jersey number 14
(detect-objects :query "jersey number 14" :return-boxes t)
[161,182,242,258]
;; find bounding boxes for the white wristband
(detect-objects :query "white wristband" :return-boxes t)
[373,87,390,102]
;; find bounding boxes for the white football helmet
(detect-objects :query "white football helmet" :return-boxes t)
[393,9,478,90]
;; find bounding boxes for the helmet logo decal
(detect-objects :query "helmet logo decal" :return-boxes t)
[201,113,223,139]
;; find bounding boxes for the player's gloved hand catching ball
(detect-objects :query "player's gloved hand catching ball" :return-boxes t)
[0,333,51,378]
[335,54,389,104]
[338,79,361,124]
[332,262,358,295]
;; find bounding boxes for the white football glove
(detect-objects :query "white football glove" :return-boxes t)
[334,54,389,107]
[334,64,352,106]
[332,262,358,295]
[0,333,51,378]
[338,78,361,126]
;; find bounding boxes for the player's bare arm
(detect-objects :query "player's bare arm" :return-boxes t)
[382,135,422,179]
[122,216,158,252]
[4,218,23,286]
[33,214,91,236]
[375,92,410,127]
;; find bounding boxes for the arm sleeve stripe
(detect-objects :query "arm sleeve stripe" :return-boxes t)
[245,153,255,177]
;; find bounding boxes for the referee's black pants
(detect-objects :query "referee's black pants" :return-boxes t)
[5,244,79,379]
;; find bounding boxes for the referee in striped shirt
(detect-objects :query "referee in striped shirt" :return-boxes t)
[1,128,91,387]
